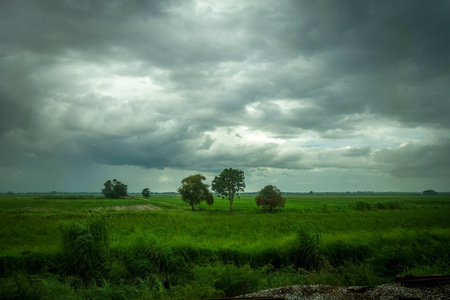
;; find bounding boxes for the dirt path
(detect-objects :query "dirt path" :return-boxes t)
[92,204,162,211]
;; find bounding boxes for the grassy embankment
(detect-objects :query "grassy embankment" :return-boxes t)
[0,194,449,299]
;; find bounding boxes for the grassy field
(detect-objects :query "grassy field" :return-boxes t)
[0,194,449,299]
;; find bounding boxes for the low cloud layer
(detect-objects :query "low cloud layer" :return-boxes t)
[1,0,449,192]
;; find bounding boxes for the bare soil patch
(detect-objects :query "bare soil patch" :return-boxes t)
[92,204,161,211]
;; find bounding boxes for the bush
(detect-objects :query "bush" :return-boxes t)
[112,237,190,287]
[0,252,56,276]
[354,201,371,211]
[423,190,437,195]
[374,202,403,210]
[324,242,373,266]
[291,222,323,270]
[193,263,262,297]
[255,185,286,212]
[58,217,109,281]
[0,272,47,300]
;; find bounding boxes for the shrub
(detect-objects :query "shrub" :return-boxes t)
[374,202,403,210]
[58,217,109,281]
[0,252,56,276]
[423,190,437,195]
[142,188,151,199]
[193,263,262,297]
[324,242,373,266]
[0,272,47,300]
[401,256,450,275]
[255,185,286,212]
[291,222,323,270]
[354,201,371,211]
[114,237,190,287]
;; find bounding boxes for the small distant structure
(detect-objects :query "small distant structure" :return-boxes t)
[423,190,438,195]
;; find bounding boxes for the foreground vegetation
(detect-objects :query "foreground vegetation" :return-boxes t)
[0,194,449,299]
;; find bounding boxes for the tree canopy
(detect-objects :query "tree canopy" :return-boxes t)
[211,168,245,213]
[142,188,151,199]
[255,185,286,212]
[177,174,214,211]
[102,179,128,199]
[423,189,437,195]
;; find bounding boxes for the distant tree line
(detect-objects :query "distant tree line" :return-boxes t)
[101,168,287,213]
[423,189,437,195]
[100,173,442,211]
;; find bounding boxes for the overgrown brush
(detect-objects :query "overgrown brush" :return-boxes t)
[401,256,450,275]
[188,262,263,297]
[323,242,373,266]
[354,201,372,211]
[112,237,189,286]
[353,201,404,211]
[58,216,109,281]
[0,272,47,300]
[291,222,323,270]
[0,252,56,276]
[374,202,404,210]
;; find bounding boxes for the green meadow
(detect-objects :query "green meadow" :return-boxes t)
[0,194,449,299]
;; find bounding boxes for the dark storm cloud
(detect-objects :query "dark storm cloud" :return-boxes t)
[1,0,449,191]
[224,0,450,131]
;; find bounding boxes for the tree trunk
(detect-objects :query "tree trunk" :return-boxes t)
[229,198,233,213]
[191,204,195,211]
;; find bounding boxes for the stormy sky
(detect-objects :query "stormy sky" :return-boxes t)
[1,0,449,193]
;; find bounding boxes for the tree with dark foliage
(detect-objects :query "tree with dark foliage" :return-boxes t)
[423,190,437,195]
[142,188,151,199]
[255,185,286,212]
[102,179,128,198]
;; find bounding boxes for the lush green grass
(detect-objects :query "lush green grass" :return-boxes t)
[0,194,449,299]
[0,195,156,213]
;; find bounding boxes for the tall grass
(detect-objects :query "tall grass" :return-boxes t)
[290,222,323,270]
[0,195,449,299]
[58,217,109,281]
[0,272,47,300]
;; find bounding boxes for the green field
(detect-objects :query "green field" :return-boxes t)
[0,194,449,299]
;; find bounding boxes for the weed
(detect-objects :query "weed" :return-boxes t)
[291,222,323,270]
[401,256,450,275]
[324,241,373,266]
[354,201,372,211]
[0,272,47,300]
[58,216,109,281]
[192,262,263,297]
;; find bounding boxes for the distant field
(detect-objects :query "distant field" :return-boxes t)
[0,194,449,299]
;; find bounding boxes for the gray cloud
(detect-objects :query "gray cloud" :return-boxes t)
[1,0,449,192]
[374,141,450,178]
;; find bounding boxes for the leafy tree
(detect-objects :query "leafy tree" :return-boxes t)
[102,179,128,199]
[212,168,245,213]
[142,188,151,199]
[177,174,214,211]
[255,185,286,212]
[423,189,437,195]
